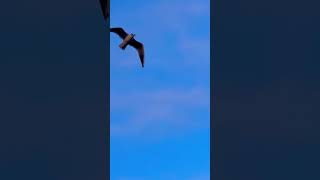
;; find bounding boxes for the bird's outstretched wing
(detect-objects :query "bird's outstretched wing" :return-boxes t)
[110,28,128,39]
[99,0,109,20]
[129,39,145,67]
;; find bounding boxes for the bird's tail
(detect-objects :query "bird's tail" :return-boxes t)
[119,42,128,50]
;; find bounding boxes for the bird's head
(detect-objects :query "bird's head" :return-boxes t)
[131,33,136,37]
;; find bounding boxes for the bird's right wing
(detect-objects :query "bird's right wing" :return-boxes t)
[110,27,128,39]
[130,39,145,67]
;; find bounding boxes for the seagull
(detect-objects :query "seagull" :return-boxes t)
[99,0,109,21]
[110,27,145,68]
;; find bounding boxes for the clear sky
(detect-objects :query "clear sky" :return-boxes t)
[110,0,210,179]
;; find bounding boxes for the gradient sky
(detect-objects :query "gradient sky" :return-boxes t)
[110,0,210,179]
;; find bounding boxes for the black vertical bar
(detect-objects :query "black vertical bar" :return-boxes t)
[212,0,320,179]
[106,0,110,179]
[0,0,110,179]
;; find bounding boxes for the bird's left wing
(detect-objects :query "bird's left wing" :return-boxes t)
[110,28,128,39]
[129,39,145,67]
[99,0,109,20]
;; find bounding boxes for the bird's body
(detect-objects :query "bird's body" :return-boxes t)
[110,27,145,67]
[119,34,135,50]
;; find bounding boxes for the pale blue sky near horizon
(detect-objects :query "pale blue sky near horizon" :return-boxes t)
[110,0,210,179]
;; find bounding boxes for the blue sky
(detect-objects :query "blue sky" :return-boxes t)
[110,0,210,179]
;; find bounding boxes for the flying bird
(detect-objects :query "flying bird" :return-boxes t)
[110,27,145,68]
[99,0,109,21]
